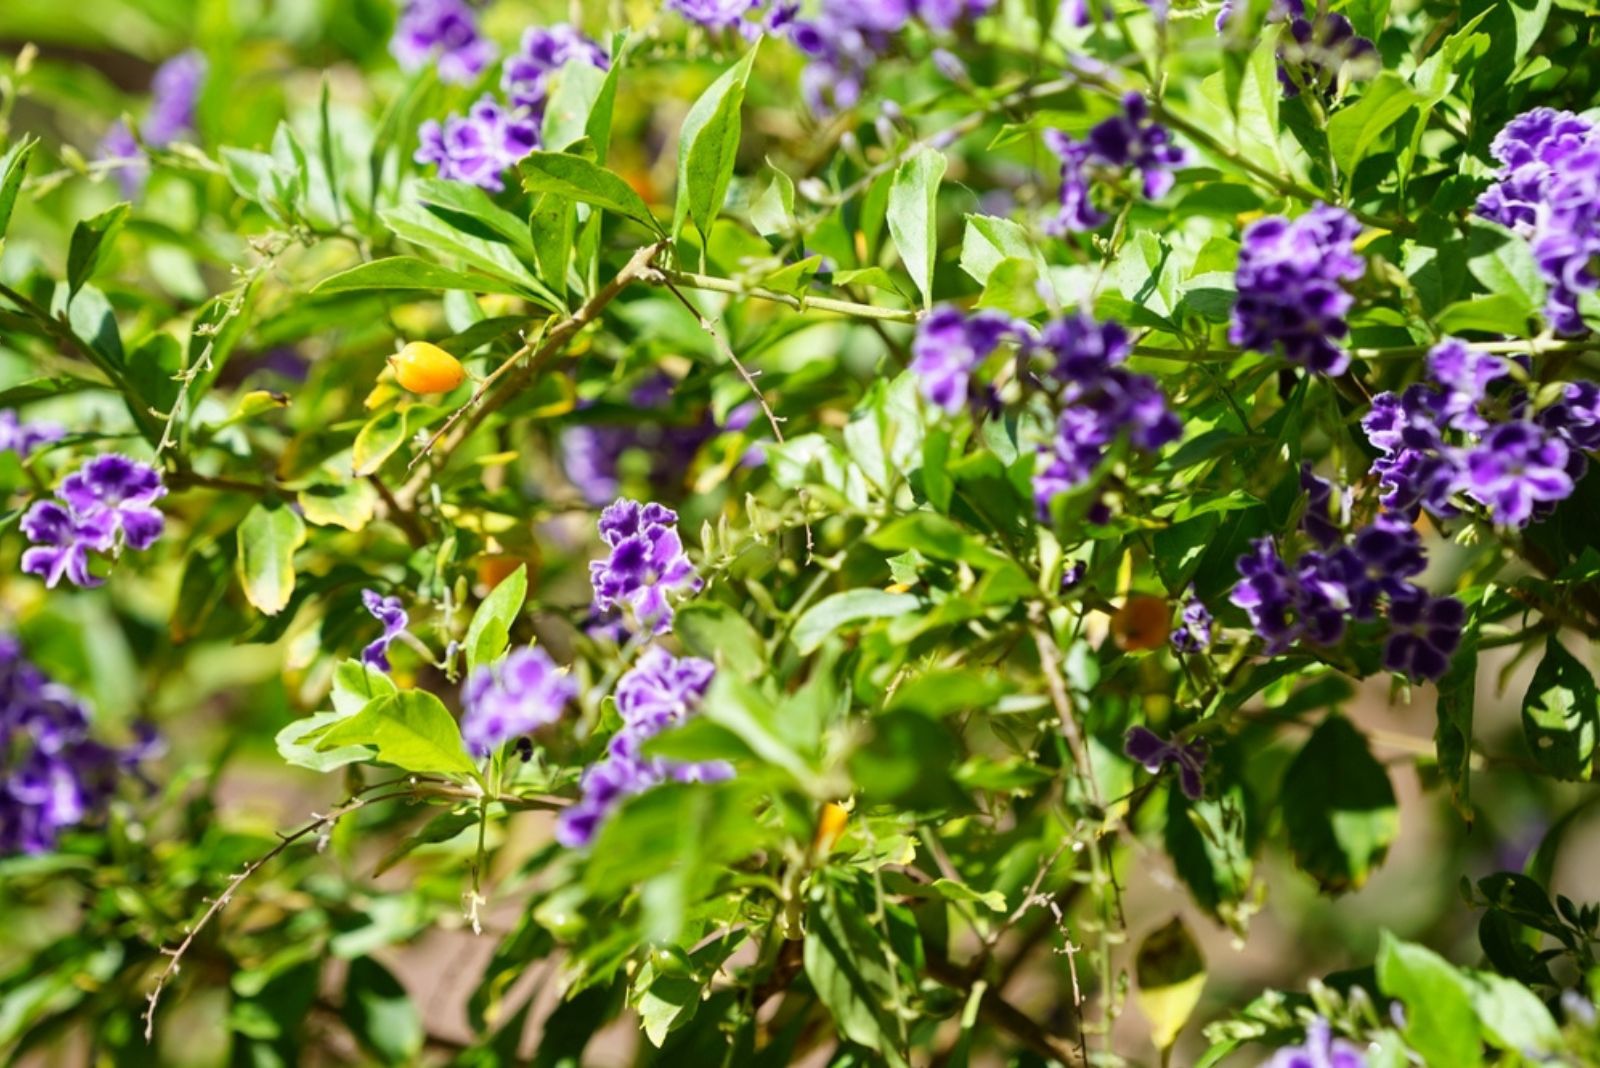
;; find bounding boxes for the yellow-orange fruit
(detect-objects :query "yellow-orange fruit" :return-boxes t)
[476,553,537,592]
[390,341,465,394]
[1112,595,1171,652]
[812,802,850,856]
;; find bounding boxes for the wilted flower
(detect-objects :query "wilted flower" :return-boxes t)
[460,647,578,757]
[589,499,702,635]
[360,591,409,672]
[391,0,496,84]
[1124,726,1207,799]
[1230,205,1364,375]
[415,96,538,192]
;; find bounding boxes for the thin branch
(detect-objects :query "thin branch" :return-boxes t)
[1029,605,1103,811]
[925,954,1084,1065]
[646,268,920,323]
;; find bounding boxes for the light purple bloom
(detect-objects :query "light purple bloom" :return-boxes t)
[20,502,110,589]
[415,96,539,192]
[1266,1017,1367,1068]
[588,499,702,635]
[502,24,609,116]
[1170,591,1212,654]
[460,646,578,757]
[360,591,409,672]
[668,0,764,35]
[1231,205,1364,375]
[97,50,205,197]
[59,455,168,551]
[0,411,66,458]
[1124,726,1207,800]
[910,306,1016,412]
[391,0,496,84]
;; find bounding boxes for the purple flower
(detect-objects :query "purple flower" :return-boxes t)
[1229,538,1351,653]
[502,24,609,116]
[460,646,578,757]
[1170,591,1212,653]
[668,0,764,35]
[360,591,409,672]
[589,499,702,635]
[910,306,1016,412]
[391,0,496,84]
[1300,464,1348,548]
[1477,108,1598,237]
[19,502,110,589]
[1382,588,1466,682]
[415,96,539,192]
[1276,10,1377,99]
[1460,421,1573,527]
[96,50,205,197]
[1268,1018,1367,1068]
[0,636,157,855]
[1043,94,1186,233]
[59,455,167,551]
[1427,338,1507,434]
[1039,312,1130,383]
[1540,380,1600,453]
[1231,205,1364,375]
[0,411,65,458]
[1124,727,1207,800]
[556,647,731,848]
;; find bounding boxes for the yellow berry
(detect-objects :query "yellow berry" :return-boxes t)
[389,341,465,394]
[812,801,850,856]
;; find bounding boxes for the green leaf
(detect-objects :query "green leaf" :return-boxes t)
[791,589,922,654]
[1435,623,1478,820]
[1376,932,1484,1068]
[674,601,765,680]
[1280,715,1398,893]
[1134,917,1206,1050]
[66,202,130,298]
[297,479,378,532]
[749,167,794,236]
[0,136,37,241]
[236,500,307,617]
[804,881,910,1066]
[1521,636,1598,781]
[316,691,478,777]
[275,711,372,772]
[312,256,529,298]
[353,408,407,476]
[463,565,527,672]
[959,213,1049,287]
[887,147,947,309]
[372,810,478,876]
[342,957,423,1065]
[675,45,758,239]
[698,674,819,787]
[1467,970,1559,1054]
[542,60,613,154]
[380,202,560,308]
[1327,72,1423,177]
[1466,218,1546,319]
[519,152,663,235]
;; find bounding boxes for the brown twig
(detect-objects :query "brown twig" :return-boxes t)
[925,954,1083,1065]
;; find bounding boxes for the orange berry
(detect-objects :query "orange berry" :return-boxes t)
[1112,595,1171,652]
[390,341,465,394]
[812,802,850,856]
[476,553,536,592]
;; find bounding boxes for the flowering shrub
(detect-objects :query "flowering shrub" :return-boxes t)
[4,1,1600,1065]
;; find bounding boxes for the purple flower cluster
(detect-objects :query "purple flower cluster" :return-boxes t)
[459,646,578,757]
[97,50,206,197]
[909,306,1016,412]
[1,635,158,855]
[1230,205,1364,375]
[391,0,496,84]
[0,411,65,459]
[1477,109,1600,334]
[413,24,607,191]
[1030,313,1180,522]
[1363,339,1598,528]
[1217,1,1375,99]
[20,456,166,589]
[1266,1018,1367,1068]
[502,25,610,117]
[780,0,995,112]
[1230,466,1465,681]
[415,97,538,193]
[1044,93,1187,234]
[667,0,766,36]
[589,499,702,635]
[1124,727,1207,800]
[360,591,410,672]
[556,647,732,848]
[1170,590,1212,653]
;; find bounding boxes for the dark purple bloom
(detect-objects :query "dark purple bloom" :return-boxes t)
[1228,538,1350,653]
[0,411,66,458]
[1124,726,1207,800]
[1231,205,1364,375]
[415,96,539,192]
[391,0,496,84]
[1540,380,1600,452]
[460,646,578,757]
[556,647,732,848]
[1170,591,1212,653]
[1043,94,1186,233]
[589,499,702,635]
[1460,421,1573,527]
[910,306,1016,412]
[1277,10,1378,99]
[502,24,609,116]
[1060,561,1087,590]
[1382,588,1465,682]
[0,635,157,855]
[360,591,409,672]
[1039,312,1130,383]
[1267,1018,1366,1068]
